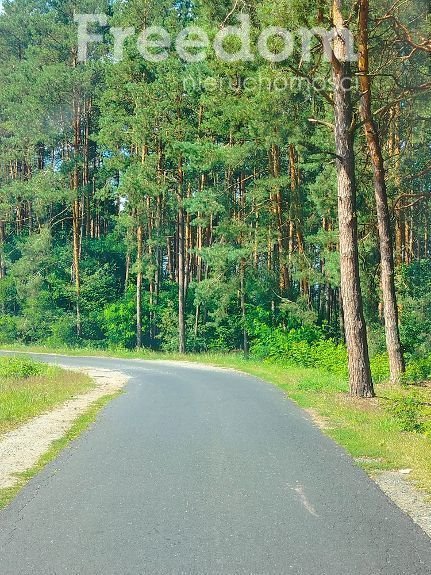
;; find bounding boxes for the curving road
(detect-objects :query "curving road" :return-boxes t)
[0,354,430,574]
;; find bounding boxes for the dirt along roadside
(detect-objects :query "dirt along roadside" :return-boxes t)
[373,470,431,538]
[0,366,129,490]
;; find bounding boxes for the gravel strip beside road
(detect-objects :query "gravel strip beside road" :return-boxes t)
[0,367,129,488]
[374,471,431,538]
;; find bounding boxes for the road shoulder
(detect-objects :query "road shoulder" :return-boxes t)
[0,366,128,495]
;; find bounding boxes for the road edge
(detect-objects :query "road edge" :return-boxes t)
[0,366,129,509]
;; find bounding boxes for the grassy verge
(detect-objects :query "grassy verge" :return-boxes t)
[1,345,431,496]
[0,343,161,359]
[0,356,94,435]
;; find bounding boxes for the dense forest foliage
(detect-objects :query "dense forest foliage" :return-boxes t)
[0,0,430,395]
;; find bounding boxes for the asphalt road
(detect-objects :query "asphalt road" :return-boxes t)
[0,354,430,575]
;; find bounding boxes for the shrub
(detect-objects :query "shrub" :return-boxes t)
[0,357,47,379]
[249,323,348,376]
[403,355,431,384]
[397,261,431,356]
[157,300,179,352]
[370,353,390,383]
[385,393,425,433]
[0,315,18,344]
[44,315,79,348]
[313,339,348,377]
[103,294,136,349]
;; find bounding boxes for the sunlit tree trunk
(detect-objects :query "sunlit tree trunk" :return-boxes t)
[178,158,186,354]
[136,223,143,349]
[240,258,249,357]
[72,88,81,337]
[358,0,405,382]
[332,0,374,397]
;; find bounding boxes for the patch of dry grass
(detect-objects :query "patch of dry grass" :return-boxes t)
[0,364,94,436]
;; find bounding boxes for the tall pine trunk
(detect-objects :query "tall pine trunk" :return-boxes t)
[136,223,143,349]
[240,258,249,357]
[332,0,374,397]
[0,220,6,280]
[178,159,186,354]
[72,197,81,336]
[358,0,405,382]
[72,90,81,337]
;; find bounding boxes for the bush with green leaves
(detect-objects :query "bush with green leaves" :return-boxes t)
[0,357,47,379]
[0,315,18,344]
[397,261,431,357]
[157,299,179,352]
[312,340,348,377]
[403,355,431,384]
[249,322,348,376]
[43,315,80,348]
[103,291,137,349]
[369,353,390,383]
[385,392,426,433]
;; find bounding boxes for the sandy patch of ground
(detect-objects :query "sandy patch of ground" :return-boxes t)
[374,471,431,538]
[0,366,129,489]
[304,407,334,430]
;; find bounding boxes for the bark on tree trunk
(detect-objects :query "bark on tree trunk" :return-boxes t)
[72,197,81,336]
[0,221,6,280]
[240,258,249,358]
[178,160,186,354]
[332,0,374,397]
[270,144,290,295]
[71,55,82,337]
[136,223,143,349]
[358,0,405,382]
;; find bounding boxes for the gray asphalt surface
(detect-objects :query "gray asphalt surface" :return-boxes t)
[0,354,430,575]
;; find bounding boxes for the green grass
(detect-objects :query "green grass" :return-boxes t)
[0,356,49,378]
[0,343,162,359]
[0,357,94,435]
[1,345,431,497]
